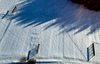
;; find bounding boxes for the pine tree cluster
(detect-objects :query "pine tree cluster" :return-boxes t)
[71,0,100,11]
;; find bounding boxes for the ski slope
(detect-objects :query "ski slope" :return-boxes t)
[0,0,100,64]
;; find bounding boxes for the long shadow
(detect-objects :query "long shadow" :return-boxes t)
[7,62,26,64]
[27,46,37,60]
[7,61,53,64]
[2,11,9,19]
[0,20,12,42]
[10,0,100,35]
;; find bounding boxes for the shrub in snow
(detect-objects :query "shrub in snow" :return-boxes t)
[27,58,36,64]
[19,57,27,62]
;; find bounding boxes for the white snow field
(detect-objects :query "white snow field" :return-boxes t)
[0,0,100,64]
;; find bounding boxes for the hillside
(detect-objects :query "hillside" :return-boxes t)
[0,0,100,64]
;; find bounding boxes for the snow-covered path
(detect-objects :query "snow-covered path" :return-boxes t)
[0,0,100,64]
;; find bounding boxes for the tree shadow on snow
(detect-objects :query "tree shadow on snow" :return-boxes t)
[10,0,100,35]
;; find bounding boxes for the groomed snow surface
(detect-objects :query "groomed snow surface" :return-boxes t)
[0,0,100,64]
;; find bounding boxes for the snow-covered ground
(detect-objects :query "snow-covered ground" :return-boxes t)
[0,0,100,64]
